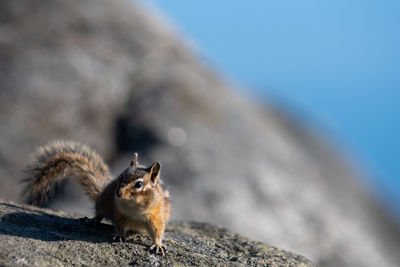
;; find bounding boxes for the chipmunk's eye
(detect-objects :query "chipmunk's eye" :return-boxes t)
[134,181,143,189]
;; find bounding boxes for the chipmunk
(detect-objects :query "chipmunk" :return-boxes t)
[22,140,171,255]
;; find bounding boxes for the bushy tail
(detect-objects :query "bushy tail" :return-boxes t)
[22,140,112,206]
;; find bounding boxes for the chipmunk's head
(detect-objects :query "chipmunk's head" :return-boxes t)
[115,153,161,210]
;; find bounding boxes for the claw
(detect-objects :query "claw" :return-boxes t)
[112,234,125,243]
[150,244,167,256]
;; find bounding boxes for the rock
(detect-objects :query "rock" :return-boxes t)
[0,201,315,266]
[0,0,399,266]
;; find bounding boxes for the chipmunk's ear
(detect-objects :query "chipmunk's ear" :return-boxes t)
[130,153,139,167]
[149,162,161,184]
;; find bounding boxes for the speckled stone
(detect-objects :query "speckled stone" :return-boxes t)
[0,201,315,266]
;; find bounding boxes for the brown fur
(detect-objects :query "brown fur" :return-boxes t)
[111,163,171,251]
[23,140,111,205]
[23,140,171,254]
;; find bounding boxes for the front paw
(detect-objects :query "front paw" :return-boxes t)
[112,234,126,243]
[150,244,167,256]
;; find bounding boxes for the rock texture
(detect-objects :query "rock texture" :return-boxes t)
[0,201,315,266]
[0,0,399,266]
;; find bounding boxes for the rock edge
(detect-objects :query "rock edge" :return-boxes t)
[0,200,315,266]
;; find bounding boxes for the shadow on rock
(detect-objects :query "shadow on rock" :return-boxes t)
[0,201,316,266]
[0,206,115,243]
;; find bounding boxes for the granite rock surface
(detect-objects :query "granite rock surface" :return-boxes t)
[0,201,315,266]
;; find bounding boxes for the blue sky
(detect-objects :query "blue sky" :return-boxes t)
[139,0,400,216]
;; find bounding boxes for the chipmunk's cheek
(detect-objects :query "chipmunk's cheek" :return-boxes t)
[118,188,130,199]
[134,195,142,203]
[131,193,141,202]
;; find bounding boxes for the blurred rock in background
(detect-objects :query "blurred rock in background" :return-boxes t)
[0,0,399,266]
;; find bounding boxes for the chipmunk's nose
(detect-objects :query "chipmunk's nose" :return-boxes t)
[116,189,122,198]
